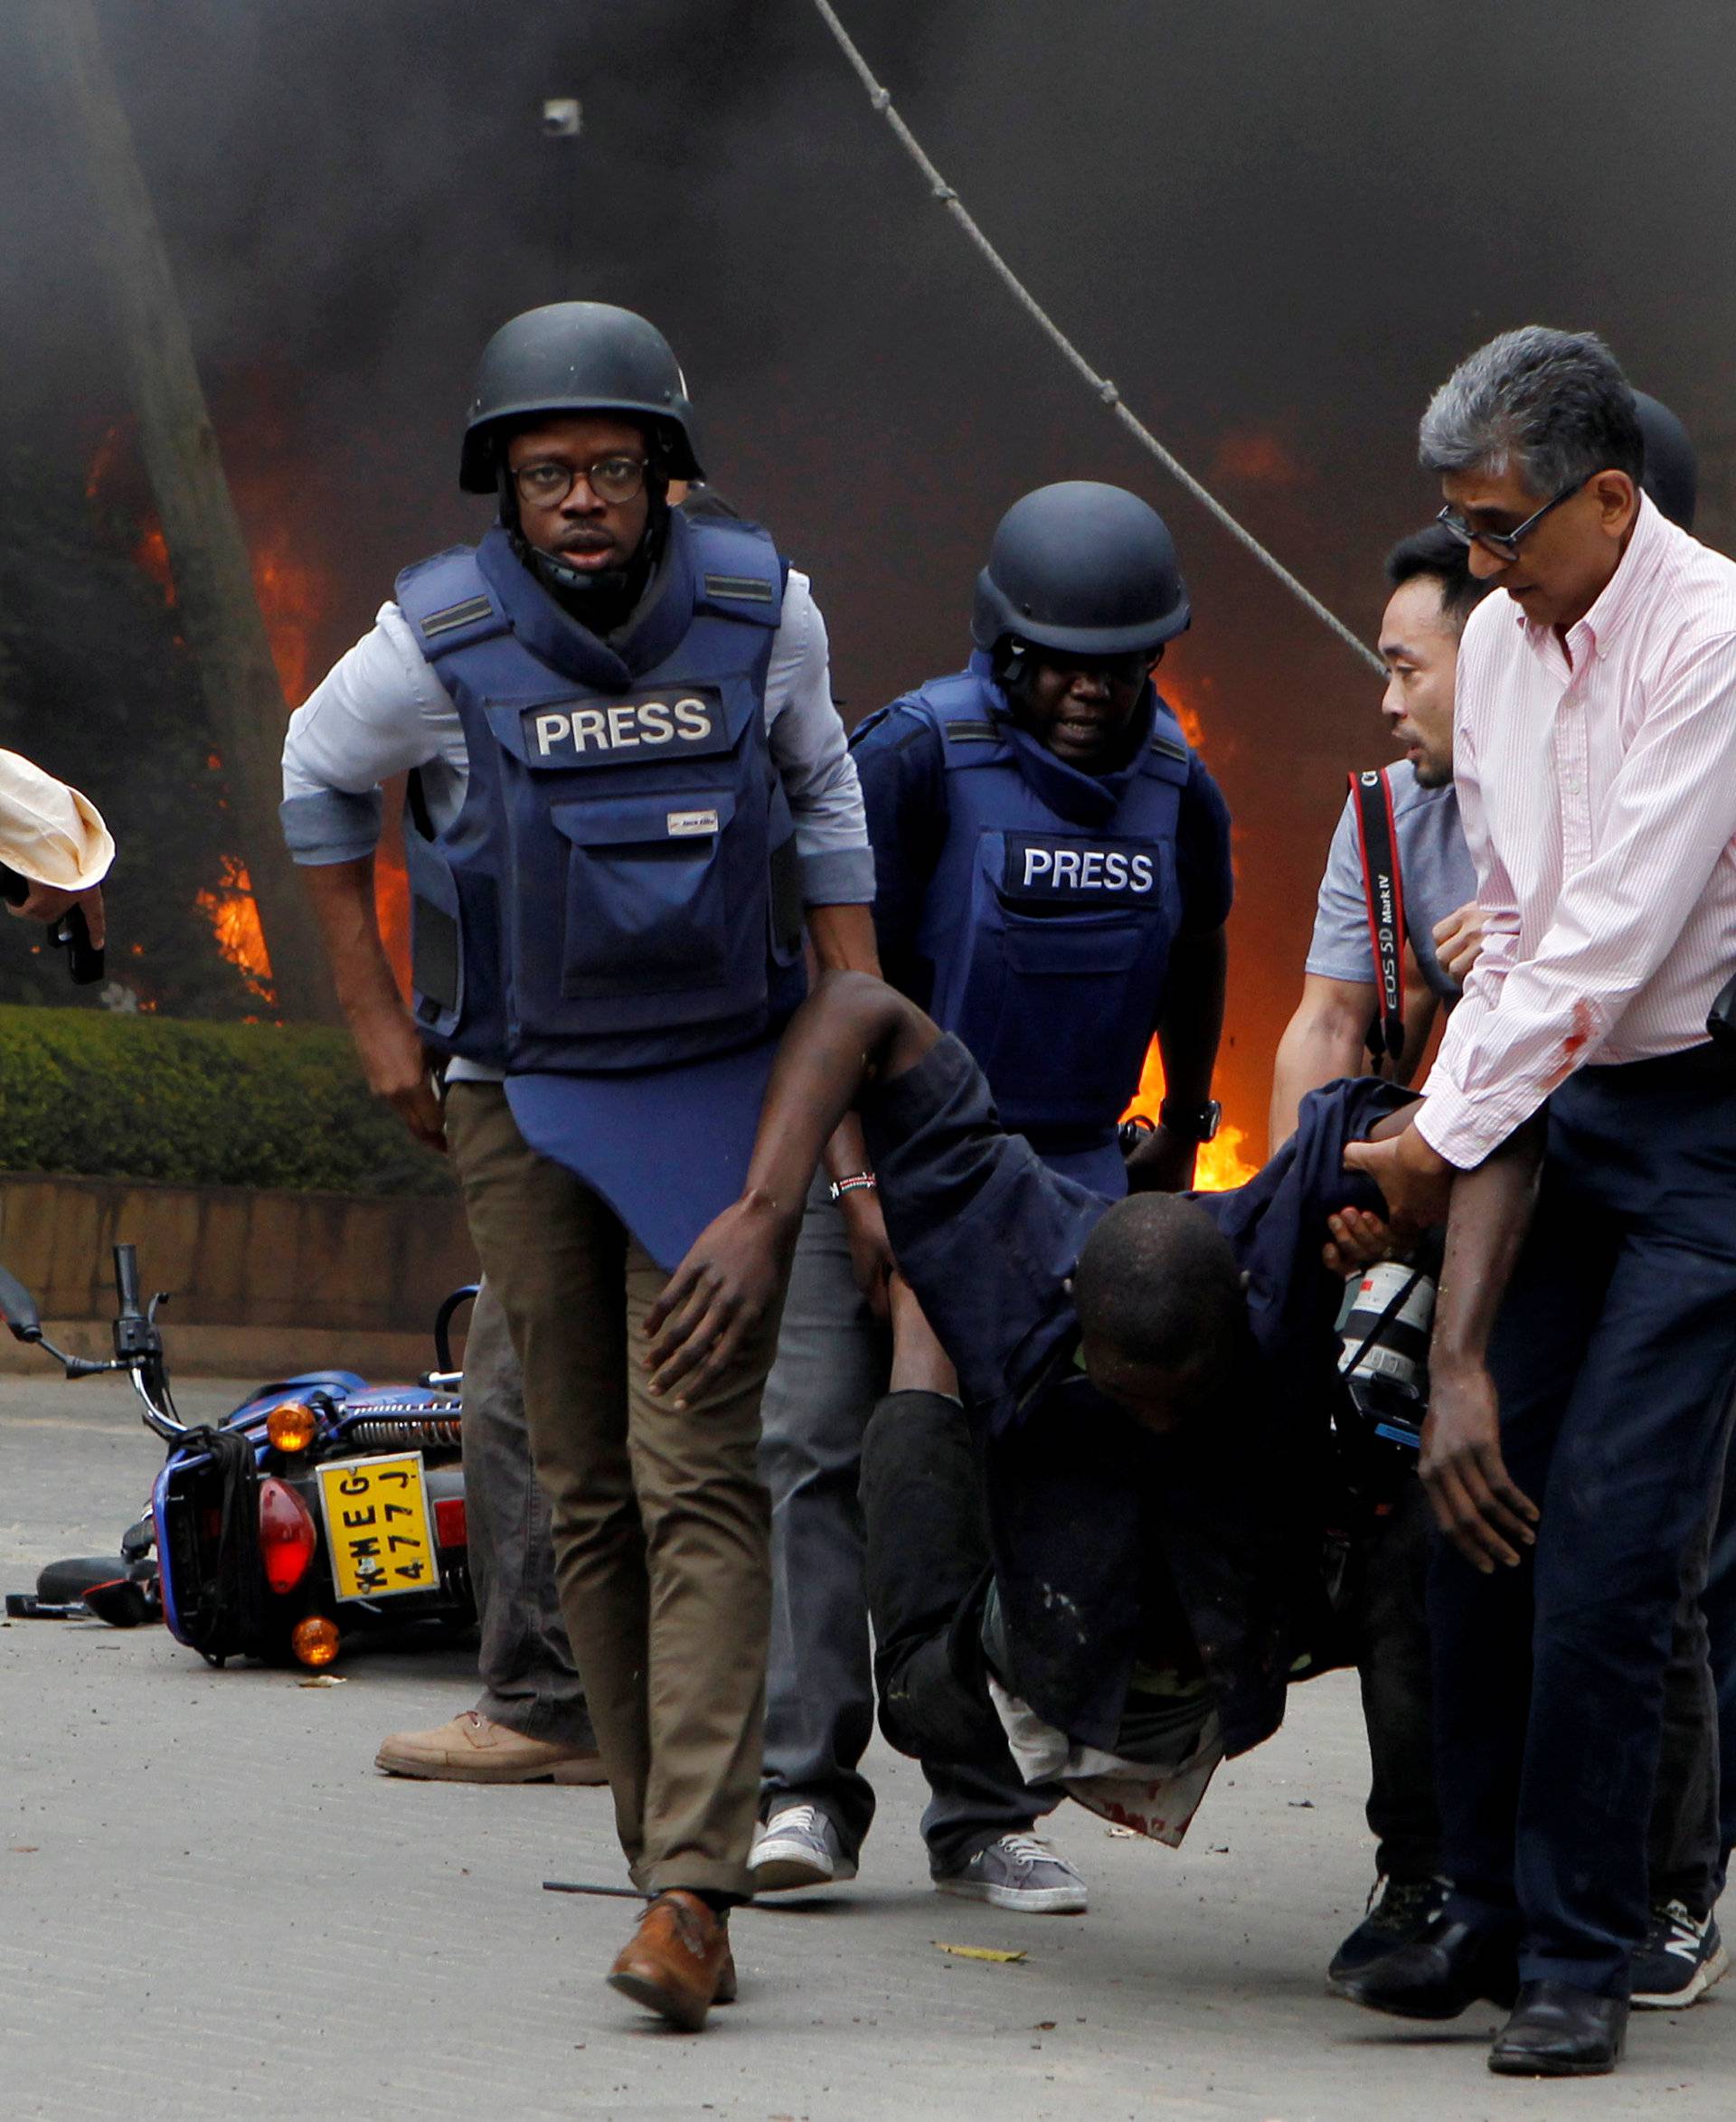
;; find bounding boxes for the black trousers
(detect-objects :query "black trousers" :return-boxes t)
[858,1391,1020,1774]
[1648,1445,1736,1915]
[1352,1457,1731,1908]
[1345,1482,1440,1883]
[1432,1050,1736,1997]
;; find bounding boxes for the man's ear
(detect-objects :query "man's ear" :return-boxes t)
[1240,1269,1252,1290]
[1593,469,1639,537]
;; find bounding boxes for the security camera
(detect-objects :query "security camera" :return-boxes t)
[542,98,582,138]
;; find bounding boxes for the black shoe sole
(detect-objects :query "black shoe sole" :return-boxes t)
[1488,2047,1621,2077]
[1340,1966,1519,2021]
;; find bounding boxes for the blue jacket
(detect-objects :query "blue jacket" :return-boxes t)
[862,1039,1406,1753]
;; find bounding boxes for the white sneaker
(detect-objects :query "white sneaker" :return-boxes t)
[750,1804,858,1891]
[932,1833,1088,1914]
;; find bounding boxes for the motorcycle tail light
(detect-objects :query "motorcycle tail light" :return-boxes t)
[259,1477,317,1595]
[434,1496,467,1549]
[265,1401,319,1453]
[291,1616,341,1668]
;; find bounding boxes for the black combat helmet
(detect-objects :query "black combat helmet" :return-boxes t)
[972,481,1190,660]
[1632,390,1697,533]
[459,302,703,491]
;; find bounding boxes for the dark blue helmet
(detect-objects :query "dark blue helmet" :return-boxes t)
[459,302,703,492]
[971,481,1190,660]
[1632,390,1696,533]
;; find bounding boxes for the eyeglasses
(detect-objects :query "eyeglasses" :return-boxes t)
[511,454,647,508]
[1436,474,1590,563]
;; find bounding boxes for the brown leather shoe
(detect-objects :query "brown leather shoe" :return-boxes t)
[374,1710,606,1785]
[607,1890,737,2032]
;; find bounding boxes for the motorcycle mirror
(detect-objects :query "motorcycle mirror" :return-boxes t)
[0,1264,43,1342]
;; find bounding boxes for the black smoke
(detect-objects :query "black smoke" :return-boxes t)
[1,0,1730,1131]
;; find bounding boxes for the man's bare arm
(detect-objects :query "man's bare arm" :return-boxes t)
[1128,924,1226,1192]
[806,902,901,1318]
[1269,975,1376,1148]
[641,972,939,1398]
[301,857,446,1150]
[1420,1114,1547,1573]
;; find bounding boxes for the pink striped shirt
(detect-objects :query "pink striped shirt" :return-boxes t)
[1420,495,1736,1168]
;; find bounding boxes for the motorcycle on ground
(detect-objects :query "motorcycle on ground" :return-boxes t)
[1,1242,478,1669]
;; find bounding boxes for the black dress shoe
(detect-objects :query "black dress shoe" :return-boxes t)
[1338,1911,1520,2021]
[1488,1979,1627,2077]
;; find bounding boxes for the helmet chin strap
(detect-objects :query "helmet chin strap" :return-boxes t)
[497,462,670,637]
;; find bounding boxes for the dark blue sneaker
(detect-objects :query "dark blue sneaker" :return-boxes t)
[1630,1900,1728,2009]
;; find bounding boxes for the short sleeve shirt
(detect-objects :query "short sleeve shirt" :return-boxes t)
[1305,763,1476,1004]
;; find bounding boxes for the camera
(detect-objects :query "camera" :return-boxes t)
[1334,1257,1437,1458]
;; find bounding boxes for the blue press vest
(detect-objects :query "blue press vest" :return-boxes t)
[895,659,1192,1140]
[393,512,806,1074]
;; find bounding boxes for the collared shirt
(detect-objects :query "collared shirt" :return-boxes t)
[1419,495,1736,1168]
[279,563,874,908]
[1306,764,1475,1005]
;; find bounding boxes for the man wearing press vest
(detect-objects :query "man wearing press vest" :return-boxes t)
[751,483,1231,1910]
[1342,327,1736,2076]
[280,303,875,2032]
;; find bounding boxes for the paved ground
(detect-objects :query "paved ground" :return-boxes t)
[2,1372,1730,2121]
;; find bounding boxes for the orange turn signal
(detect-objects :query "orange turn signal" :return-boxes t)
[266,1401,319,1453]
[290,1616,341,1668]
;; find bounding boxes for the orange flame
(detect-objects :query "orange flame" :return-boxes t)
[1123,1038,1259,1193]
[133,522,175,603]
[375,844,411,996]
[249,521,323,705]
[1171,696,1207,753]
[194,854,275,1004]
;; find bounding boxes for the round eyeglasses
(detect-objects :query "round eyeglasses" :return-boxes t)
[512,454,647,508]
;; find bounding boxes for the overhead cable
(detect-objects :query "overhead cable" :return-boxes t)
[805,0,1384,674]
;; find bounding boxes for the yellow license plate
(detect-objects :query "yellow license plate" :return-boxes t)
[316,1453,437,1602]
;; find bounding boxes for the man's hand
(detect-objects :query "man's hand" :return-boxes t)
[350,1001,446,1151]
[5,879,105,948]
[1321,1206,1401,1276]
[837,1184,896,1322]
[642,1191,797,1403]
[1420,1354,1539,1572]
[1344,1126,1453,1235]
[1432,900,1488,989]
[1124,1121,1198,1193]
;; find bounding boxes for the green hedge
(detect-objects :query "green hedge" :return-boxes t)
[0,1006,453,1196]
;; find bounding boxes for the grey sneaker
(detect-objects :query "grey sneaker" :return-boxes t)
[1631,1900,1729,2008]
[750,1804,858,1891]
[932,1833,1088,1914]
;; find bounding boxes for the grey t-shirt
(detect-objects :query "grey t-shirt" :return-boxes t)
[1305,761,1475,1004]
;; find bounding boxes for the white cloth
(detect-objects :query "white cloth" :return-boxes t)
[280,566,872,896]
[0,750,114,889]
[986,1675,1224,1849]
[1420,495,1736,1167]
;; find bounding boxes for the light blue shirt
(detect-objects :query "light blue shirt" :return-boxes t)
[1305,762,1475,1005]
